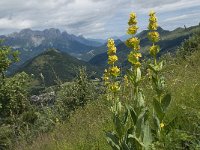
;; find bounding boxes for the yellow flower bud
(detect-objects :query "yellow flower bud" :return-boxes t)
[160,122,164,128]
[148,11,159,31]
[128,12,137,26]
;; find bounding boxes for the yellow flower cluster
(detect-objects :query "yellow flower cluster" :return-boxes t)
[126,37,140,50]
[148,11,160,57]
[128,52,142,66]
[148,11,158,30]
[126,12,142,67]
[148,31,160,43]
[149,45,160,56]
[107,39,118,65]
[103,39,120,92]
[109,66,120,77]
[127,12,138,35]
[108,55,118,65]
[110,82,120,93]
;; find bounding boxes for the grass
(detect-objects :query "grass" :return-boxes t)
[15,96,112,150]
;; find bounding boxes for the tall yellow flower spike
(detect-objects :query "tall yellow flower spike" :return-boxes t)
[104,38,120,93]
[148,10,158,30]
[148,11,160,57]
[126,12,142,67]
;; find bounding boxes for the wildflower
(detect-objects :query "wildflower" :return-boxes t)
[134,62,141,68]
[110,66,120,77]
[108,55,118,65]
[128,12,137,26]
[148,11,158,30]
[126,37,140,50]
[110,82,120,92]
[107,47,117,55]
[148,31,160,43]
[128,51,142,66]
[149,45,160,56]
[107,39,115,48]
[160,122,165,128]
[127,26,139,35]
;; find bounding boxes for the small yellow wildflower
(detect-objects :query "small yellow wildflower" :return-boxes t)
[160,122,165,128]
[110,66,120,77]
[108,55,118,65]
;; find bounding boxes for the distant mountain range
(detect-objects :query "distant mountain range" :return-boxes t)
[0,28,104,73]
[89,25,200,68]
[2,24,200,85]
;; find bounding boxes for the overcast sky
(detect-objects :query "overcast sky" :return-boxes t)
[0,0,200,38]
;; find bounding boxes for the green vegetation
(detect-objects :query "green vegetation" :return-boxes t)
[16,48,100,93]
[0,10,200,150]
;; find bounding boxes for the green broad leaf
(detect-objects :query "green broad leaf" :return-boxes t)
[128,134,146,148]
[106,131,120,150]
[129,106,137,125]
[137,90,145,108]
[136,68,141,83]
[148,64,157,73]
[135,109,148,138]
[121,140,131,150]
[122,107,129,125]
[161,94,171,112]
[153,113,160,133]
[153,98,164,120]
[158,61,163,71]
[143,122,152,150]
[126,70,134,84]
[113,114,123,138]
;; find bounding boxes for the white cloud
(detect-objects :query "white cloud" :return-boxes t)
[0,0,199,38]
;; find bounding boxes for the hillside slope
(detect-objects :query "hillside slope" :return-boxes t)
[16,49,100,86]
